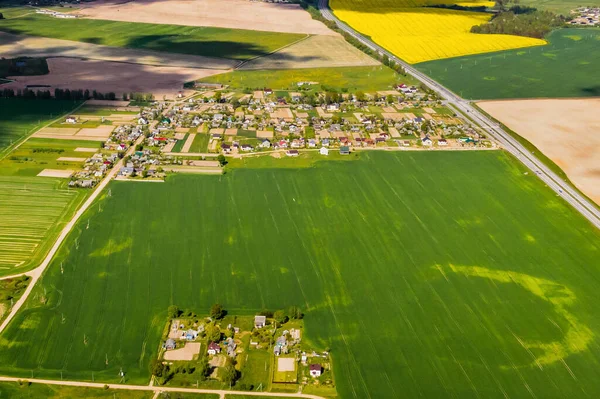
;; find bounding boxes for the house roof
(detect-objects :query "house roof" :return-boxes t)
[310,364,322,371]
[255,315,266,323]
[208,342,220,350]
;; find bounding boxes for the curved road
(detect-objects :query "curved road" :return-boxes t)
[318,0,600,230]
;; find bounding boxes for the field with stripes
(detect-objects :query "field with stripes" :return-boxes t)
[0,177,87,276]
[330,0,545,63]
[0,152,599,397]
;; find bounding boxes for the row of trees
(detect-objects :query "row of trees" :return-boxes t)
[0,87,155,102]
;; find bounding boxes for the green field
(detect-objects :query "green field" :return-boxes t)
[0,151,599,397]
[198,66,414,92]
[189,134,210,153]
[0,11,304,61]
[0,176,88,277]
[0,99,81,157]
[0,381,153,398]
[0,138,98,177]
[416,28,600,99]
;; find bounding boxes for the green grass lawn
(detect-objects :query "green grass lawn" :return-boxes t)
[0,11,304,61]
[0,138,98,176]
[198,66,415,92]
[416,28,600,99]
[0,99,81,157]
[0,151,599,398]
[0,381,153,398]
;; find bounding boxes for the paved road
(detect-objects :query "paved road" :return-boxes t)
[318,0,600,230]
[0,376,326,399]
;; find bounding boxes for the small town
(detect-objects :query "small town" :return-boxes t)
[57,84,491,187]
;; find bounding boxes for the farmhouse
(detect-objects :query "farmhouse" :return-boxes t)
[65,116,78,124]
[208,342,221,355]
[422,137,432,146]
[310,364,322,378]
[320,147,329,156]
[163,338,176,350]
[255,315,266,329]
[286,150,299,157]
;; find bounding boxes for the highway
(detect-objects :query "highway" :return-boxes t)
[318,0,600,230]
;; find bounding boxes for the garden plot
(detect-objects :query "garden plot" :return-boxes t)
[37,169,75,178]
[0,176,85,274]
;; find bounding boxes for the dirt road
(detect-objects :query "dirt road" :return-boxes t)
[0,376,326,399]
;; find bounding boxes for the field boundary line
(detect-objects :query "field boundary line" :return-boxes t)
[0,376,327,398]
[235,34,311,69]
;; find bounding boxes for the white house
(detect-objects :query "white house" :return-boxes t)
[438,139,448,146]
[319,147,329,156]
[65,116,77,124]
[260,139,271,148]
[138,117,148,125]
[254,315,266,329]
[422,137,432,146]
[309,364,322,378]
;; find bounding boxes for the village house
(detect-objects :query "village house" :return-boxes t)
[65,116,78,124]
[339,146,350,155]
[438,138,448,146]
[320,147,329,156]
[241,144,254,152]
[254,315,266,329]
[309,364,322,378]
[163,338,176,350]
[208,342,221,355]
[422,136,433,146]
[286,150,299,157]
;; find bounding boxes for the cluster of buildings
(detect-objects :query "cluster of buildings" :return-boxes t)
[570,7,599,26]
[35,8,77,18]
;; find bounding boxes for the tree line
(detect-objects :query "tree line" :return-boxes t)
[0,87,155,102]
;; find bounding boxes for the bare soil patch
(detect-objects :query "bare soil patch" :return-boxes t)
[270,108,294,120]
[56,157,87,162]
[241,35,378,70]
[479,98,600,204]
[5,58,228,99]
[74,0,335,35]
[163,342,201,361]
[277,357,296,372]
[37,169,74,178]
[77,125,114,138]
[225,128,238,136]
[257,130,273,139]
[74,147,99,153]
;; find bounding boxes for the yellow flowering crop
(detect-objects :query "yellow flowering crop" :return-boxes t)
[330,0,545,63]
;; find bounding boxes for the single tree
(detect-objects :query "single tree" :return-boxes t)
[210,303,225,319]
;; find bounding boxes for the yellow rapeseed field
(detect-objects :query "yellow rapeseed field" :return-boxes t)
[330,0,545,63]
